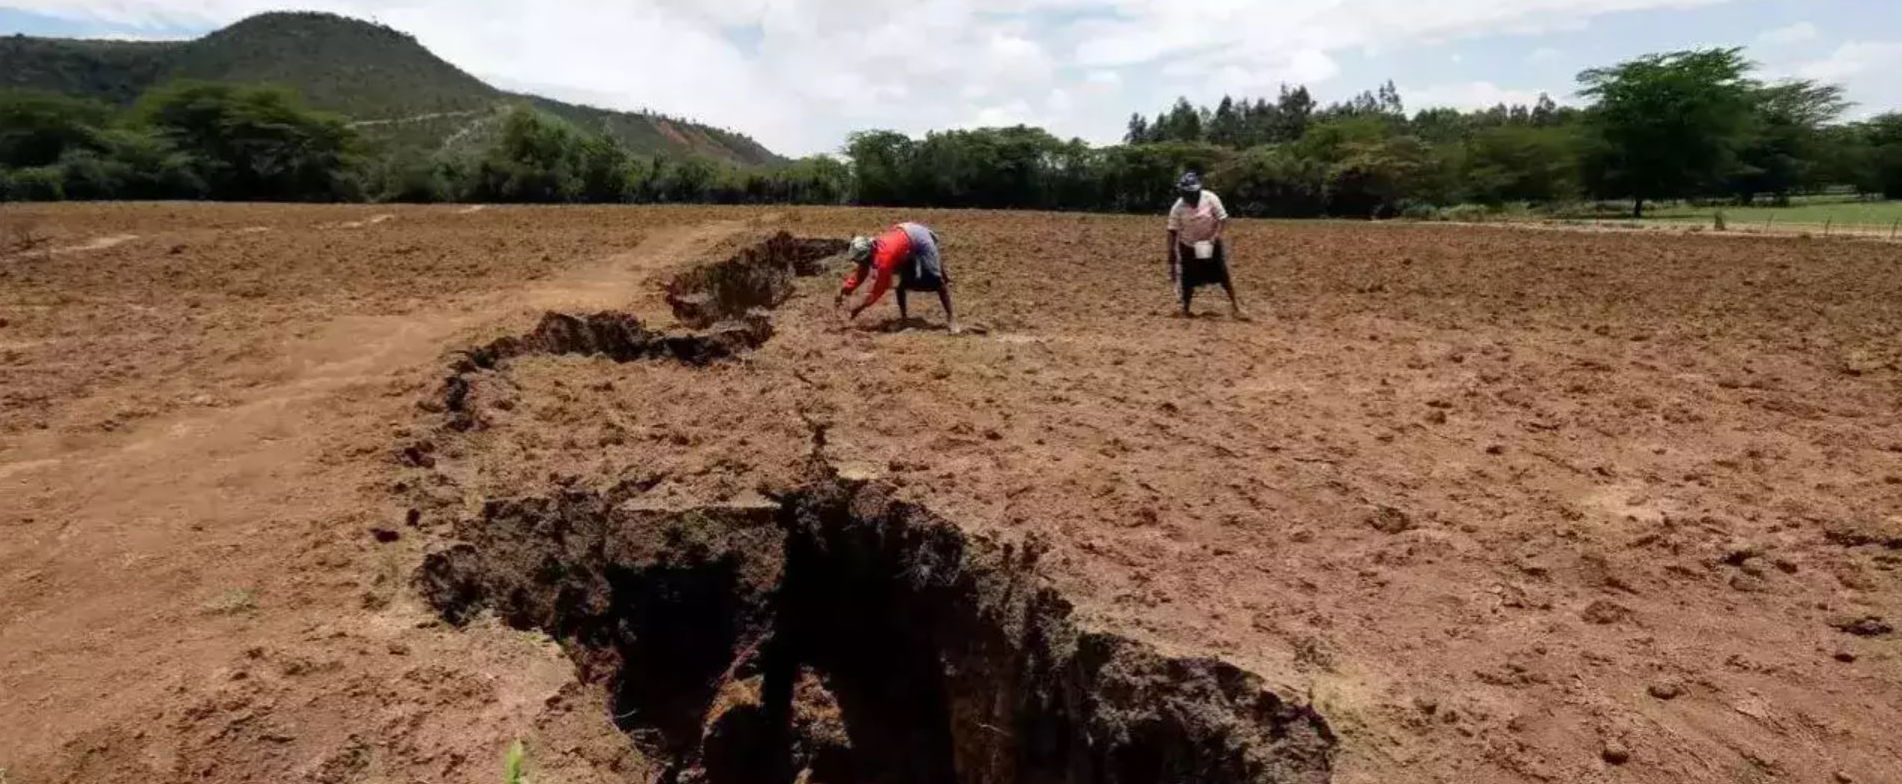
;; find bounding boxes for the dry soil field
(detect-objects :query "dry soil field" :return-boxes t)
[1,203,1899,784]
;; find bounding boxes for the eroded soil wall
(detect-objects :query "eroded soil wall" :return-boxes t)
[417,476,1334,784]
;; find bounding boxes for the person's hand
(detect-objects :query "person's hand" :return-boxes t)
[833,292,846,309]
[1167,257,1179,283]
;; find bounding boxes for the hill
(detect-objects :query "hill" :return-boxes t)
[0,12,782,166]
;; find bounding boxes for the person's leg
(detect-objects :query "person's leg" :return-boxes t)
[1177,244,1195,316]
[936,280,957,333]
[896,286,910,325]
[1215,240,1245,318]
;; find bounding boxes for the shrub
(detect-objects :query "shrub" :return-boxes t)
[1442,204,1497,223]
[377,157,453,203]
[3,166,67,201]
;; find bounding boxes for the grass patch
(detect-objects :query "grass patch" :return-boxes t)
[205,587,258,615]
[503,740,528,784]
[1642,199,1902,227]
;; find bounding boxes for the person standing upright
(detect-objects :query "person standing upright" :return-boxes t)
[1166,172,1245,319]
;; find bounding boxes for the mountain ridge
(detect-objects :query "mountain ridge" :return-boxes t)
[0,11,783,166]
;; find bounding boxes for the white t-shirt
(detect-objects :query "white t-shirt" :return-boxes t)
[1167,190,1228,244]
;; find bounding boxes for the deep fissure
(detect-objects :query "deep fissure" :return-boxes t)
[416,474,1335,784]
[665,233,848,328]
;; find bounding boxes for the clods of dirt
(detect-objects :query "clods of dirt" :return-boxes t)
[1830,616,1893,637]
[1580,600,1634,626]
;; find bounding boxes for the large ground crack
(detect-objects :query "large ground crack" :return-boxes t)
[432,232,843,431]
[416,473,1335,784]
[666,233,847,328]
[411,228,1330,781]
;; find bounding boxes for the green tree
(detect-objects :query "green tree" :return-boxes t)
[0,89,113,167]
[1158,97,1204,142]
[655,157,717,202]
[844,130,916,205]
[1862,113,1902,198]
[1325,135,1439,217]
[1207,96,1245,147]
[576,133,632,202]
[1462,125,1581,204]
[1577,48,1758,217]
[1271,85,1315,143]
[1124,113,1152,144]
[467,107,582,202]
[1294,115,1392,163]
[772,156,851,204]
[1728,80,1849,203]
[1208,145,1327,217]
[138,80,362,201]
[1097,142,1232,212]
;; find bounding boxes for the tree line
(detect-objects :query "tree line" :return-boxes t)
[4,47,1900,217]
[0,80,848,204]
[854,50,1900,218]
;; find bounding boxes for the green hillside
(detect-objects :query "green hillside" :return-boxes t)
[0,12,781,166]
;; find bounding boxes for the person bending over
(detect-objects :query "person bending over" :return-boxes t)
[836,221,959,333]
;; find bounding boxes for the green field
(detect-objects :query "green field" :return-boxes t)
[1642,198,1902,228]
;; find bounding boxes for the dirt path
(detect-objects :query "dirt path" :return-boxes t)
[346,109,485,129]
[0,217,751,783]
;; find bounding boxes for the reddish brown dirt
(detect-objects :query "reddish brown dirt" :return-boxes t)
[3,202,1900,784]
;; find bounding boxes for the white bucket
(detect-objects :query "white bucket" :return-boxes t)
[1193,241,1215,260]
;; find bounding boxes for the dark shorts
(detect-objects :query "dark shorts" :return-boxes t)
[899,258,948,292]
[1176,241,1230,289]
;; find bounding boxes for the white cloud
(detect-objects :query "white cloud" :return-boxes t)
[1,0,1752,155]
[1797,40,1902,82]
[1403,81,1553,111]
[1083,70,1123,91]
[1758,21,1819,46]
[1528,47,1563,64]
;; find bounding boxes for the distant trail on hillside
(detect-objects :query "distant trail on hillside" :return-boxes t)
[347,109,484,128]
[437,110,503,155]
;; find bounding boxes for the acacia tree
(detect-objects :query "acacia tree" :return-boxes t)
[1578,48,1758,218]
[0,90,113,168]
[138,81,361,201]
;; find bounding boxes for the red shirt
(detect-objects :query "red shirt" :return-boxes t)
[840,225,912,308]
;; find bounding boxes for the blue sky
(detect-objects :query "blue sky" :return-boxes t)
[4,0,1898,156]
